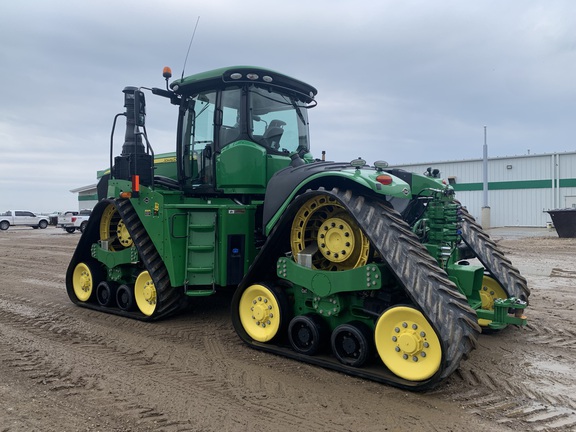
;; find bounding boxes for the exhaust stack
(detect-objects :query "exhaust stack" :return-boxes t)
[113,87,153,186]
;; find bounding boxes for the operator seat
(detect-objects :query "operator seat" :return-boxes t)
[263,120,285,150]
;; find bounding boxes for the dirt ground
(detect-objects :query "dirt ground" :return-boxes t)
[0,226,575,432]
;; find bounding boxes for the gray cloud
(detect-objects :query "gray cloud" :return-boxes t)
[1,0,575,212]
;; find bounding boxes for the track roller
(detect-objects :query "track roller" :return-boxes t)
[288,314,327,355]
[331,321,372,367]
[96,281,118,307]
[116,284,136,311]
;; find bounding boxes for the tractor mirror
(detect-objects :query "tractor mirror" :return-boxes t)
[134,90,146,127]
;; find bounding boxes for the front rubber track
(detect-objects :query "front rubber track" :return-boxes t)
[65,198,183,321]
[232,188,481,391]
[458,206,530,304]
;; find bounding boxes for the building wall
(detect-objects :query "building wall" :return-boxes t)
[70,184,98,211]
[388,152,576,227]
[78,192,98,211]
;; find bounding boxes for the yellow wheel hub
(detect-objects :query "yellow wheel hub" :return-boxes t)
[116,220,133,247]
[238,284,282,342]
[375,306,442,381]
[99,204,133,251]
[72,262,94,302]
[291,194,369,271]
[478,275,508,327]
[317,216,355,263]
[134,271,157,316]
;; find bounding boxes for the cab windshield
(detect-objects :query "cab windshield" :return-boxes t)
[248,86,310,154]
[177,84,313,190]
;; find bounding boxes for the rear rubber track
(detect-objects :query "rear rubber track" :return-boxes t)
[66,198,183,321]
[458,205,530,303]
[232,188,481,390]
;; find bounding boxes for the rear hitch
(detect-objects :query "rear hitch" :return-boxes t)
[477,297,528,330]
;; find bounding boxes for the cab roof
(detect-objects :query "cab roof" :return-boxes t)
[170,66,317,103]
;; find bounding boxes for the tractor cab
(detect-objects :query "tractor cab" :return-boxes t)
[171,67,318,196]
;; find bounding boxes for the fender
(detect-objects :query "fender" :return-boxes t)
[262,161,412,235]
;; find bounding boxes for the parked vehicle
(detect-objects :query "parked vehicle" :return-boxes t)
[0,210,49,230]
[57,209,92,233]
[66,66,528,390]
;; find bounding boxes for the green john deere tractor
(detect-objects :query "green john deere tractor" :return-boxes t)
[66,66,529,390]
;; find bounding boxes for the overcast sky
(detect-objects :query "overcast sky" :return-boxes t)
[2,0,576,213]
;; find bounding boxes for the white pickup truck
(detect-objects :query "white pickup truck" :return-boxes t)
[0,210,50,230]
[57,209,92,233]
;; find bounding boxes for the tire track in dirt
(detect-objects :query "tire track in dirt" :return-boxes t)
[441,376,576,431]
[0,294,353,432]
[0,333,189,432]
[429,323,576,431]
[522,324,576,349]
[15,296,366,431]
[0,300,196,431]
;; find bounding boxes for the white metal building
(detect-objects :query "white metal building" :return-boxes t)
[73,152,576,227]
[70,184,98,211]
[388,151,576,227]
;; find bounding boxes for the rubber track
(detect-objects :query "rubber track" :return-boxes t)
[458,206,530,303]
[66,199,182,321]
[232,188,481,390]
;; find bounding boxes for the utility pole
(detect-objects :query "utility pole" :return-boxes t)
[481,125,491,229]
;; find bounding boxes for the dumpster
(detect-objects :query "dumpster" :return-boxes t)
[546,208,576,238]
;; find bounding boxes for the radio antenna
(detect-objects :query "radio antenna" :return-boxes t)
[181,16,200,80]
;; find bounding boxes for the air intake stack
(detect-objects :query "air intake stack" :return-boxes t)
[113,86,153,186]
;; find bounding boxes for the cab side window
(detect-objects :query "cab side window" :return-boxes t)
[183,91,216,186]
[219,88,242,147]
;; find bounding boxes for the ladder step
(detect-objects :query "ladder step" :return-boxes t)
[189,224,214,231]
[188,245,214,252]
[185,212,216,292]
[187,266,214,274]
[184,289,215,297]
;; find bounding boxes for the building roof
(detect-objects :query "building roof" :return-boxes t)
[70,184,97,194]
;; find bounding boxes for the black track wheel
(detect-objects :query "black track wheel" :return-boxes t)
[288,314,327,355]
[331,321,372,367]
[96,281,118,307]
[116,284,136,311]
